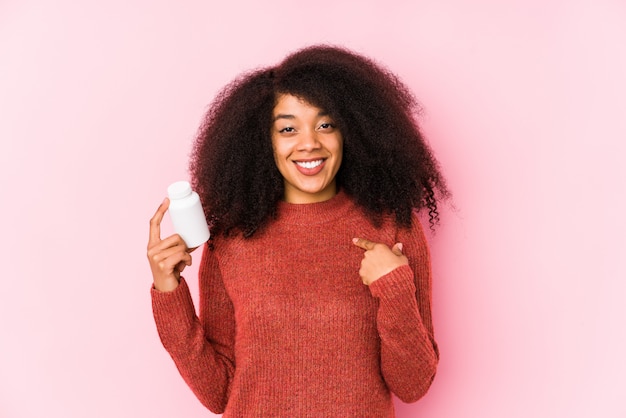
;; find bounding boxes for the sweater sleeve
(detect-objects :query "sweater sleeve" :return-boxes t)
[368,214,438,403]
[151,243,236,413]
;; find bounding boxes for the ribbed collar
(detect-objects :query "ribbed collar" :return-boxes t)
[276,190,354,225]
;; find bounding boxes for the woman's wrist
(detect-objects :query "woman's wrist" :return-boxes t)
[153,277,180,292]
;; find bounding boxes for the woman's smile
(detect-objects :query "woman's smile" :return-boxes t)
[294,158,325,174]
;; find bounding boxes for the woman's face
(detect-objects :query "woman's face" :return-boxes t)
[271,94,343,204]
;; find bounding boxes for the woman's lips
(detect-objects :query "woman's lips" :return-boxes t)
[293,159,326,175]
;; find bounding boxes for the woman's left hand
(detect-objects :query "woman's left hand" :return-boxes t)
[352,238,409,285]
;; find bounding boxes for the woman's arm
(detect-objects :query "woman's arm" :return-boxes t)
[148,199,235,413]
[151,245,236,413]
[354,215,438,402]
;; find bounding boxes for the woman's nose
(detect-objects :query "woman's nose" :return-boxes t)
[297,130,321,151]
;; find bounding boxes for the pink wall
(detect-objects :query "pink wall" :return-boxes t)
[1,0,625,417]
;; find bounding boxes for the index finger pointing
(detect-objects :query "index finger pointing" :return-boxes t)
[149,198,170,246]
[352,237,376,251]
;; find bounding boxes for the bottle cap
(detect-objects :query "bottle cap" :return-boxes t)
[167,181,192,200]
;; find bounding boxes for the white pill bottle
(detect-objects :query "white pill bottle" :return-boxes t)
[167,180,210,248]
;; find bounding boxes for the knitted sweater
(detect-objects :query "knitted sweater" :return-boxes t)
[151,191,438,417]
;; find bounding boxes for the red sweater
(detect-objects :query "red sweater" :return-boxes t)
[151,191,438,417]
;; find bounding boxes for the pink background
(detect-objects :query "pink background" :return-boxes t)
[1,0,625,417]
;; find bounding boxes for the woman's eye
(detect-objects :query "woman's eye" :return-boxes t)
[319,123,334,130]
[279,127,295,133]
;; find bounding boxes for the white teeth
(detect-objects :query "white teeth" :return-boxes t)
[296,160,323,169]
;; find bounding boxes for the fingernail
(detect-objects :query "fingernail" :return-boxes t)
[352,238,358,244]
[397,243,403,252]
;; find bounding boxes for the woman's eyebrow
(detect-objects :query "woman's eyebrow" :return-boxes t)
[273,114,295,122]
[272,111,329,122]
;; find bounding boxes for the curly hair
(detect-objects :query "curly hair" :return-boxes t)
[190,45,449,238]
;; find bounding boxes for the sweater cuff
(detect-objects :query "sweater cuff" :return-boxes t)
[151,277,197,332]
[369,265,416,301]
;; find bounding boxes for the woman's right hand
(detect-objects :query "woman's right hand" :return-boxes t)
[147,198,193,292]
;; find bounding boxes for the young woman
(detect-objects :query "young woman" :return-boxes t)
[147,45,449,417]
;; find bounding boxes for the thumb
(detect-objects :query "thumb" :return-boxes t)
[391,242,404,256]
